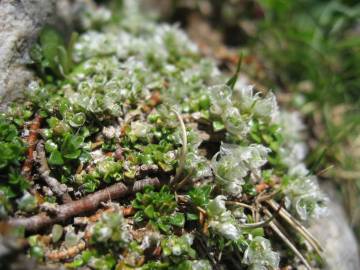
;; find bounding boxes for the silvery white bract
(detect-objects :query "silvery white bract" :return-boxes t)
[243,236,280,270]
[211,143,270,197]
[279,111,327,220]
[284,175,327,220]
[207,196,242,241]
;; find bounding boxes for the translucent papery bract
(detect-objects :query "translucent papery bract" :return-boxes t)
[207,195,227,217]
[284,176,327,220]
[208,85,233,116]
[223,107,250,138]
[233,85,258,111]
[212,153,248,181]
[156,25,198,57]
[90,210,132,247]
[280,142,308,168]
[185,152,212,179]
[207,196,242,241]
[237,144,271,170]
[211,153,246,197]
[79,3,111,30]
[218,143,270,171]
[209,218,241,241]
[212,143,270,197]
[288,163,309,177]
[243,236,280,270]
[190,260,212,270]
[253,92,279,123]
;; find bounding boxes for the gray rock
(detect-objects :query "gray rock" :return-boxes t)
[309,182,360,270]
[0,0,55,106]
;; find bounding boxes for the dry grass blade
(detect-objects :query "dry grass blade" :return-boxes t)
[266,199,323,257]
[263,208,312,270]
[170,109,188,186]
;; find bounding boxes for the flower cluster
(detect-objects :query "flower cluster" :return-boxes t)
[207,196,242,241]
[211,143,270,197]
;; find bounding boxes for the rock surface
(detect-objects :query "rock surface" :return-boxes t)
[0,0,55,107]
[309,182,360,270]
[0,1,359,269]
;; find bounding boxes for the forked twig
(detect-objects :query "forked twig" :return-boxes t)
[36,140,72,203]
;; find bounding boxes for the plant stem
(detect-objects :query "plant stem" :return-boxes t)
[22,114,42,180]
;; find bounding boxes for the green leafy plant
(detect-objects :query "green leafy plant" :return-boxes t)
[132,186,185,234]
[0,116,26,169]
[47,133,84,166]
[30,26,78,80]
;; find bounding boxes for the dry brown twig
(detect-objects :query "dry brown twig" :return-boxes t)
[9,177,160,232]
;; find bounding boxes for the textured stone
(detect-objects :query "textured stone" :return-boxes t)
[0,0,55,107]
[309,182,360,270]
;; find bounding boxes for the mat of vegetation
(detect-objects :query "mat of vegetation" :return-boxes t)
[164,0,360,241]
[0,1,328,269]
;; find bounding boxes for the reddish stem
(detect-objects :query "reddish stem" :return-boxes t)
[22,114,42,180]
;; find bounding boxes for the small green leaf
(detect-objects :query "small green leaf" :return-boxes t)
[63,149,81,159]
[30,246,44,261]
[144,204,155,219]
[188,185,212,208]
[48,149,64,165]
[212,120,225,132]
[157,219,171,234]
[45,140,58,152]
[169,213,185,227]
[186,213,199,221]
